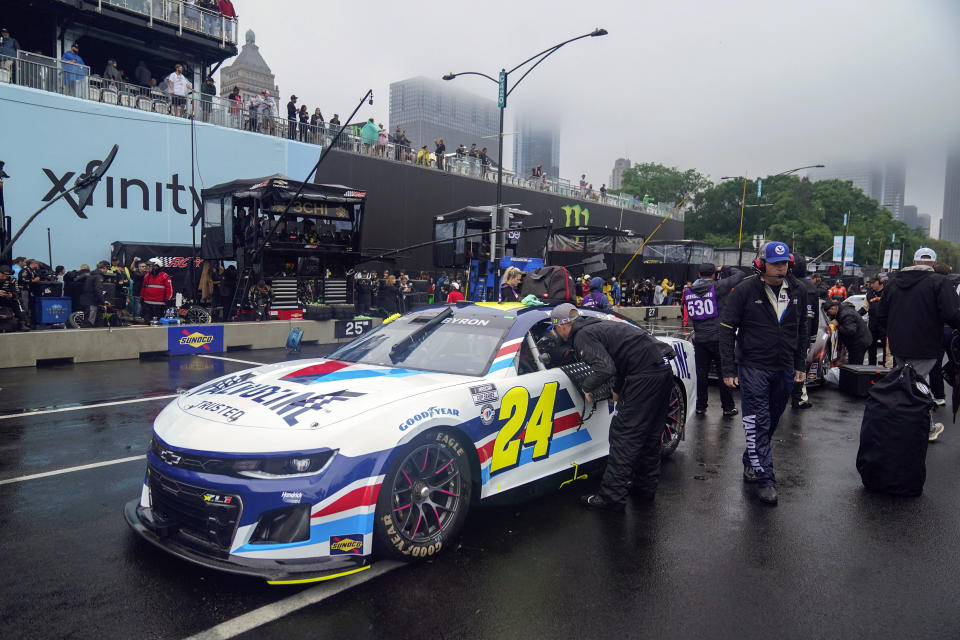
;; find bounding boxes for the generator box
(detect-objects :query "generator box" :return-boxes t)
[839,364,889,397]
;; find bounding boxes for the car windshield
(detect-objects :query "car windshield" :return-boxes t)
[328,310,512,376]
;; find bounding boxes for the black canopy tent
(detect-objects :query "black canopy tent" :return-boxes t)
[546,225,637,277]
[198,174,369,316]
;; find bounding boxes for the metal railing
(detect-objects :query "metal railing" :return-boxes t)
[98,0,238,46]
[0,52,676,219]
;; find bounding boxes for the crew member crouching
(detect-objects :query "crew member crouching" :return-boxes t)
[550,303,675,511]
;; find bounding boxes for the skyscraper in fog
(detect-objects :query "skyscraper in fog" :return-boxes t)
[881,161,906,221]
[389,76,498,154]
[610,158,631,190]
[902,205,918,230]
[808,161,905,220]
[942,142,960,242]
[918,213,931,237]
[512,114,560,180]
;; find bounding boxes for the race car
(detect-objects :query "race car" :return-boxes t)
[124,302,697,584]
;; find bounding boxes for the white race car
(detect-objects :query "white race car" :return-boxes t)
[125,302,697,584]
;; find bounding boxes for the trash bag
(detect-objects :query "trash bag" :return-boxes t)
[824,366,840,386]
[856,363,933,496]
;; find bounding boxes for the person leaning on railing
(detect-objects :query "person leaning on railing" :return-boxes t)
[0,27,20,74]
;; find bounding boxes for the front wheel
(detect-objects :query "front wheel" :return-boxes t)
[374,430,472,560]
[661,379,686,457]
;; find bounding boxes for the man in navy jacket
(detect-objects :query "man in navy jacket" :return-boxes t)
[719,242,807,505]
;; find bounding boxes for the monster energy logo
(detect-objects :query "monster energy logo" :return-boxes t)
[561,204,589,227]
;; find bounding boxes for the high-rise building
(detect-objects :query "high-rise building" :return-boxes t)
[512,113,560,180]
[881,161,906,221]
[389,76,498,156]
[902,205,918,230]
[942,142,960,243]
[218,30,280,104]
[808,161,906,220]
[610,158,631,190]
[918,213,932,237]
[808,163,883,202]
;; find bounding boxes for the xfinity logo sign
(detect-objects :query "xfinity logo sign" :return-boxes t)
[42,162,202,219]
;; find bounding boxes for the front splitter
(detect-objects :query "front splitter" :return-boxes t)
[123,499,372,584]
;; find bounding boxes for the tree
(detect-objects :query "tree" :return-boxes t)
[616,162,705,205]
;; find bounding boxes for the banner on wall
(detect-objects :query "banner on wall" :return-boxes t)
[168,325,224,355]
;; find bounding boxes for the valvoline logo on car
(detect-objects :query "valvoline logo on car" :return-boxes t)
[329,534,363,555]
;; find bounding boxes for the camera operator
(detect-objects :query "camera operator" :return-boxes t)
[0,265,30,331]
[719,241,808,506]
[550,303,675,511]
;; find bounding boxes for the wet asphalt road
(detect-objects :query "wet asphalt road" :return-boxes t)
[2,348,960,639]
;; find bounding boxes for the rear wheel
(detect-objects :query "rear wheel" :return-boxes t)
[374,430,472,560]
[660,379,686,457]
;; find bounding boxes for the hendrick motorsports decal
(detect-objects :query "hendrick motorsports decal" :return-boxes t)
[398,406,461,431]
[480,404,496,426]
[329,534,364,555]
[470,383,499,405]
[281,491,303,504]
[168,325,224,355]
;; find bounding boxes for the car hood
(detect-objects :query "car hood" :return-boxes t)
[175,359,472,430]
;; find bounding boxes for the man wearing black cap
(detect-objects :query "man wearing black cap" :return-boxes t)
[720,241,808,505]
[683,262,741,417]
[550,303,676,511]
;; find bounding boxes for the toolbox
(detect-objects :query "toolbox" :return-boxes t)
[839,364,889,397]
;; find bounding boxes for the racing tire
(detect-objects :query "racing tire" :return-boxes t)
[67,310,86,329]
[333,304,355,320]
[185,306,212,325]
[374,430,473,561]
[660,379,686,458]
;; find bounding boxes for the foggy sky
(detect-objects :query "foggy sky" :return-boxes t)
[224,0,960,233]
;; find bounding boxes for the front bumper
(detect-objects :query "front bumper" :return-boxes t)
[124,499,371,584]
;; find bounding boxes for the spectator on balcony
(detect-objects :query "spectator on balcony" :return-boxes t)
[102,59,122,89]
[261,90,277,133]
[600,183,607,200]
[456,143,467,158]
[479,147,491,177]
[532,163,543,182]
[228,85,242,124]
[217,0,238,41]
[375,124,388,157]
[61,42,87,96]
[286,94,298,139]
[133,60,151,87]
[329,113,341,146]
[166,63,193,116]
[184,0,202,31]
[0,28,20,72]
[247,94,260,131]
[416,145,429,166]
[310,108,324,143]
[298,104,309,141]
[360,117,379,155]
[435,138,446,170]
[579,174,587,198]
[468,144,479,158]
[201,76,216,121]
[392,125,404,160]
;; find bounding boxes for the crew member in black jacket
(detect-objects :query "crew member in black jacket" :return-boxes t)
[683,262,742,417]
[719,242,807,505]
[875,247,960,442]
[791,256,820,409]
[823,298,872,365]
[550,303,675,511]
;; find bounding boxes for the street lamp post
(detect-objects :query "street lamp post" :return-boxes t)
[443,28,607,265]
[720,164,824,266]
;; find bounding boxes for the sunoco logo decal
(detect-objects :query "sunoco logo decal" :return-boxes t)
[179,330,215,350]
[329,534,363,555]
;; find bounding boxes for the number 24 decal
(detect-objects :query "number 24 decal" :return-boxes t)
[489,382,558,476]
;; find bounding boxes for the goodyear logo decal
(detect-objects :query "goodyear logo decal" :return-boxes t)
[179,330,214,350]
[329,534,364,555]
